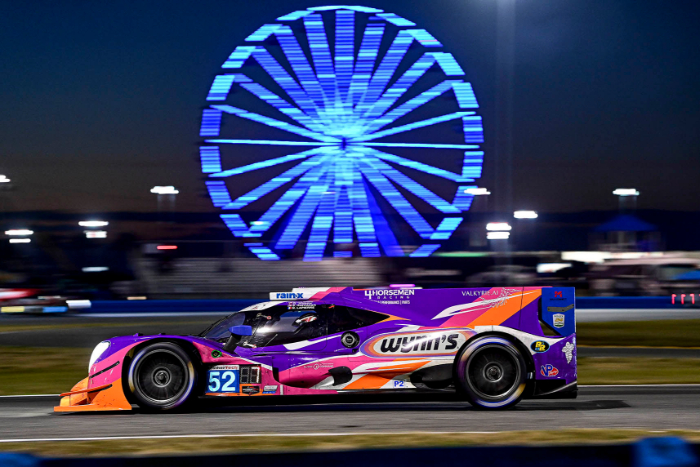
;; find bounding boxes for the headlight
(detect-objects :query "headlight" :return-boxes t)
[88,341,111,371]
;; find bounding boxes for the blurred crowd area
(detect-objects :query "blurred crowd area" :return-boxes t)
[2,236,700,300]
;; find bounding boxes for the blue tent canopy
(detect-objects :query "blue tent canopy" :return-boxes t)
[675,270,700,281]
[594,214,656,232]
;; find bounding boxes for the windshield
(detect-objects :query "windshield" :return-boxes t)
[200,305,328,348]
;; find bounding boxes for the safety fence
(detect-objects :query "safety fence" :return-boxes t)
[81,295,676,314]
[0,296,681,316]
[0,437,697,467]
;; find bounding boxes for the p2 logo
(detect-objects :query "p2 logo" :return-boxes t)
[540,364,559,377]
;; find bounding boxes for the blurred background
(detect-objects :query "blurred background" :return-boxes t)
[1,1,699,303]
[1,1,700,462]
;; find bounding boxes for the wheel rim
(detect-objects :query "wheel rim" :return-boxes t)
[466,344,521,401]
[134,350,188,406]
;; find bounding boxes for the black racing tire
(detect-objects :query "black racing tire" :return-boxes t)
[454,335,527,409]
[128,342,197,412]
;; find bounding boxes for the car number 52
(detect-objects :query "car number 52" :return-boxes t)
[207,370,239,393]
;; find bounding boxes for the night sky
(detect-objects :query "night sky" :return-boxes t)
[1,0,699,217]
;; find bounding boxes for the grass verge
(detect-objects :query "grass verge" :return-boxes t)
[1,429,700,456]
[577,320,700,348]
[578,357,700,384]
[0,347,90,395]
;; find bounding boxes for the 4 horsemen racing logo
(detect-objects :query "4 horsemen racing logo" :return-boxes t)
[364,289,416,299]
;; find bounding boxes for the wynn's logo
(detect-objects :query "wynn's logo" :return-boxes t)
[362,329,475,358]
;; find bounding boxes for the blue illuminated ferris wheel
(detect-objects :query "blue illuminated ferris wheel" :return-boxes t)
[199,5,484,260]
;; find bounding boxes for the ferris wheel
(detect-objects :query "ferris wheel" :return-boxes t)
[199,5,484,260]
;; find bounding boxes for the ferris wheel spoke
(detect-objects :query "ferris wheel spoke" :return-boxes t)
[363,80,463,134]
[209,149,321,178]
[303,14,339,112]
[356,30,414,110]
[303,182,337,261]
[357,54,437,121]
[347,166,380,256]
[237,81,326,133]
[363,157,461,214]
[205,139,334,147]
[355,158,434,239]
[249,161,333,236]
[334,10,355,107]
[357,147,466,182]
[358,142,478,150]
[352,111,475,142]
[358,29,442,111]
[275,173,332,250]
[250,48,325,122]
[224,153,331,210]
[347,23,385,107]
[273,26,328,111]
[210,105,339,143]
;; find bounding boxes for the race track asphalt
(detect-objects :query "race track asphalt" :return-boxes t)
[1,386,700,441]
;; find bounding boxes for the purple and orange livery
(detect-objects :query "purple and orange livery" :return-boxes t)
[56,286,577,412]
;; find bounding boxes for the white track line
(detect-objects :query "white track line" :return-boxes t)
[0,431,500,443]
[0,394,58,398]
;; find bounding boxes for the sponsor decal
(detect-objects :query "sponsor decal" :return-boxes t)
[553,313,565,328]
[288,301,315,310]
[461,290,489,296]
[362,329,474,358]
[304,363,333,370]
[276,292,304,299]
[363,289,415,299]
[241,385,261,395]
[562,342,575,364]
[531,341,550,353]
[210,365,239,371]
[263,385,278,392]
[540,364,559,377]
[554,291,563,298]
[433,289,540,320]
[211,350,222,358]
[547,304,574,313]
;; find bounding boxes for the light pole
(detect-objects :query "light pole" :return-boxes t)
[613,188,639,212]
[513,210,537,250]
[151,186,179,226]
[493,0,516,216]
[464,187,491,247]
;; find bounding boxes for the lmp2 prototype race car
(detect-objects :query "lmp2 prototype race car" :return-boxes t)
[55,286,577,412]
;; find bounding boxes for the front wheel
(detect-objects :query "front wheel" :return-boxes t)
[128,342,197,411]
[454,336,527,409]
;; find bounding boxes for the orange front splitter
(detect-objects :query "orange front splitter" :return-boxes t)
[54,377,132,412]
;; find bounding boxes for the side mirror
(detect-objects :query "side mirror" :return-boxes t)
[229,325,253,336]
[224,325,253,352]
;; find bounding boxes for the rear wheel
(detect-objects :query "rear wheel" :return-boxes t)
[128,342,197,411]
[455,336,527,409]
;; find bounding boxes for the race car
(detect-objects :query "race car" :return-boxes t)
[55,286,577,412]
[0,288,90,314]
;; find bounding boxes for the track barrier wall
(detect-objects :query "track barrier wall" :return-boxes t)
[0,437,698,467]
[78,296,678,314]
